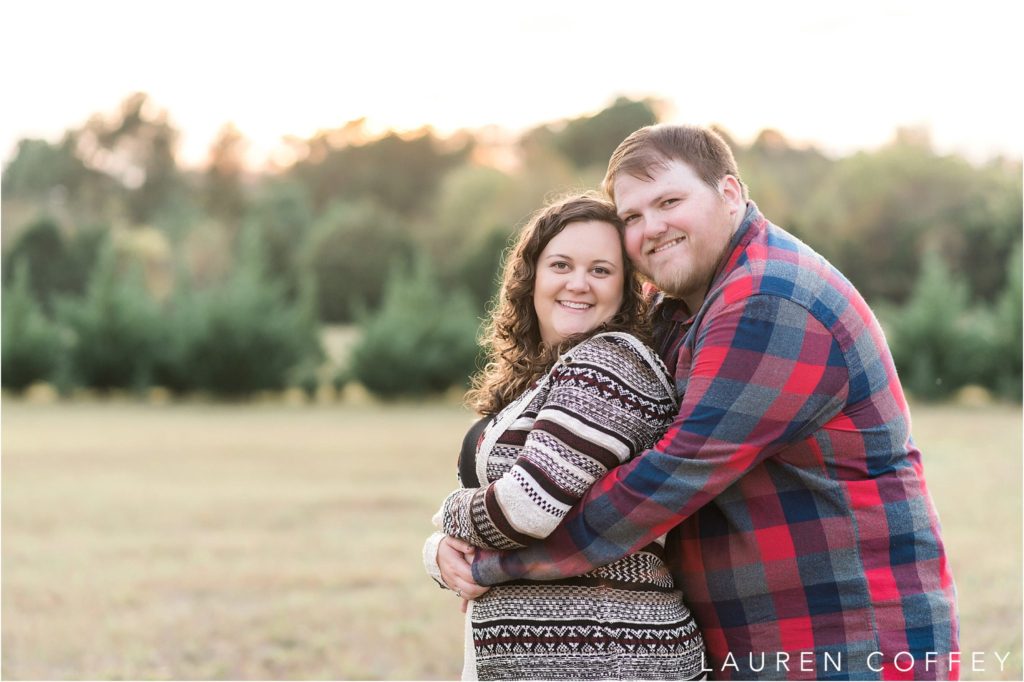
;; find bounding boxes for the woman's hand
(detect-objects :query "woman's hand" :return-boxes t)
[438,536,490,601]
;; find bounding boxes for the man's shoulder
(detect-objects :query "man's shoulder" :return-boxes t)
[721,221,853,311]
[745,221,831,275]
[707,218,880,357]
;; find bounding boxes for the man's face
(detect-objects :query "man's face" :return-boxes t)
[614,159,742,307]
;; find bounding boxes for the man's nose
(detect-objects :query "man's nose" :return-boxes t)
[643,213,669,239]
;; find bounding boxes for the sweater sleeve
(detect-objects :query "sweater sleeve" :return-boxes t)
[421,531,448,589]
[438,334,677,551]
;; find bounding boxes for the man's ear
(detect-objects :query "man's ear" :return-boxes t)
[718,175,745,213]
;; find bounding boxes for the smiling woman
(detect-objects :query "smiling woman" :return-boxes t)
[459,194,651,416]
[421,193,707,680]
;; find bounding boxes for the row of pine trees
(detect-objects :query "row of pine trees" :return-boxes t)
[2,95,1021,401]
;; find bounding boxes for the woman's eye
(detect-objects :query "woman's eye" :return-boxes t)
[551,261,570,271]
[593,267,611,276]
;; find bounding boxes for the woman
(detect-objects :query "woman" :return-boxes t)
[423,193,705,680]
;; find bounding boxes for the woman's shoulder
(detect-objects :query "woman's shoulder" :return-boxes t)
[559,332,675,400]
[568,331,663,370]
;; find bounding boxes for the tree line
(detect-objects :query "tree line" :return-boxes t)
[2,94,1021,400]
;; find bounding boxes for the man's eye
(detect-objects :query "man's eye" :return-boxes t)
[623,215,639,225]
[662,198,679,208]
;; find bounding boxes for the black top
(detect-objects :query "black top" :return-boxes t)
[457,415,493,488]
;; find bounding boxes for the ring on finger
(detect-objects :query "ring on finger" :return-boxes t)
[456,588,463,598]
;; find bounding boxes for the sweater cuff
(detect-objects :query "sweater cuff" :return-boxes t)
[422,531,448,589]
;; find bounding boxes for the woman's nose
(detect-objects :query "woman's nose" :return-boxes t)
[565,270,590,292]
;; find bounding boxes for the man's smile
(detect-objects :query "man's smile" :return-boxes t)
[648,236,686,256]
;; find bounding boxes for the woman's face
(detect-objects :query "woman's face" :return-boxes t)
[533,220,625,347]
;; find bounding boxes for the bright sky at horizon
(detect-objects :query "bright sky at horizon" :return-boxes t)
[2,0,1022,170]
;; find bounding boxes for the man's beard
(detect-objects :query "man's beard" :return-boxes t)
[650,236,732,303]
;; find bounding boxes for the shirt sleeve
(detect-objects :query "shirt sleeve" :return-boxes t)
[439,337,676,551]
[472,295,850,584]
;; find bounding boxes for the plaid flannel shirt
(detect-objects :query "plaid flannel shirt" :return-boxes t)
[472,204,959,680]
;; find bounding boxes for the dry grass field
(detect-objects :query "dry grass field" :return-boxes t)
[2,400,1021,680]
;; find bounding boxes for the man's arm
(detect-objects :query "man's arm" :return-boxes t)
[472,294,851,585]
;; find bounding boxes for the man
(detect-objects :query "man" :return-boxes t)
[442,124,959,680]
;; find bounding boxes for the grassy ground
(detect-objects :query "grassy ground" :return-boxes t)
[2,400,1021,680]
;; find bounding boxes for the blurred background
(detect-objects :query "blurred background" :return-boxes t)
[2,1,1021,679]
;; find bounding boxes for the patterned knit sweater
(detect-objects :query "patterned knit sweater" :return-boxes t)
[425,331,707,681]
[437,331,678,552]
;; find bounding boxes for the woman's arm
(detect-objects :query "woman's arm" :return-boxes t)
[438,334,676,551]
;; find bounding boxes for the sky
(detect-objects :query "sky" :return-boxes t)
[2,0,1022,170]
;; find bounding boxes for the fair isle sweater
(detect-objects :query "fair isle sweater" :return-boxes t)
[425,331,706,681]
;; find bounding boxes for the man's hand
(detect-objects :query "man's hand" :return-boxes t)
[438,536,489,601]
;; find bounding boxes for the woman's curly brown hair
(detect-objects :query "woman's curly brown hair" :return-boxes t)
[466,192,651,416]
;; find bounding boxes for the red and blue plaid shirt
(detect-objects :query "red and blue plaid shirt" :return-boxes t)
[472,204,959,680]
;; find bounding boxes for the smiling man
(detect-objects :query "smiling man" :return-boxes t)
[466,124,960,680]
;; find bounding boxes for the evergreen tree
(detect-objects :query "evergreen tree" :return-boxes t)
[1,262,63,391]
[57,243,163,391]
[884,251,979,399]
[350,257,480,398]
[989,243,1023,398]
[186,228,323,396]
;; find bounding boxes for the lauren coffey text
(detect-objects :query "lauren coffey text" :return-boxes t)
[702,651,1012,675]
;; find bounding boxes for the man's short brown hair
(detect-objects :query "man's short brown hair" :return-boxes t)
[602,124,747,201]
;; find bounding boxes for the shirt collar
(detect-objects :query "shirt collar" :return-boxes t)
[709,201,763,291]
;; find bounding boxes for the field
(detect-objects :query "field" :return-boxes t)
[2,400,1021,680]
